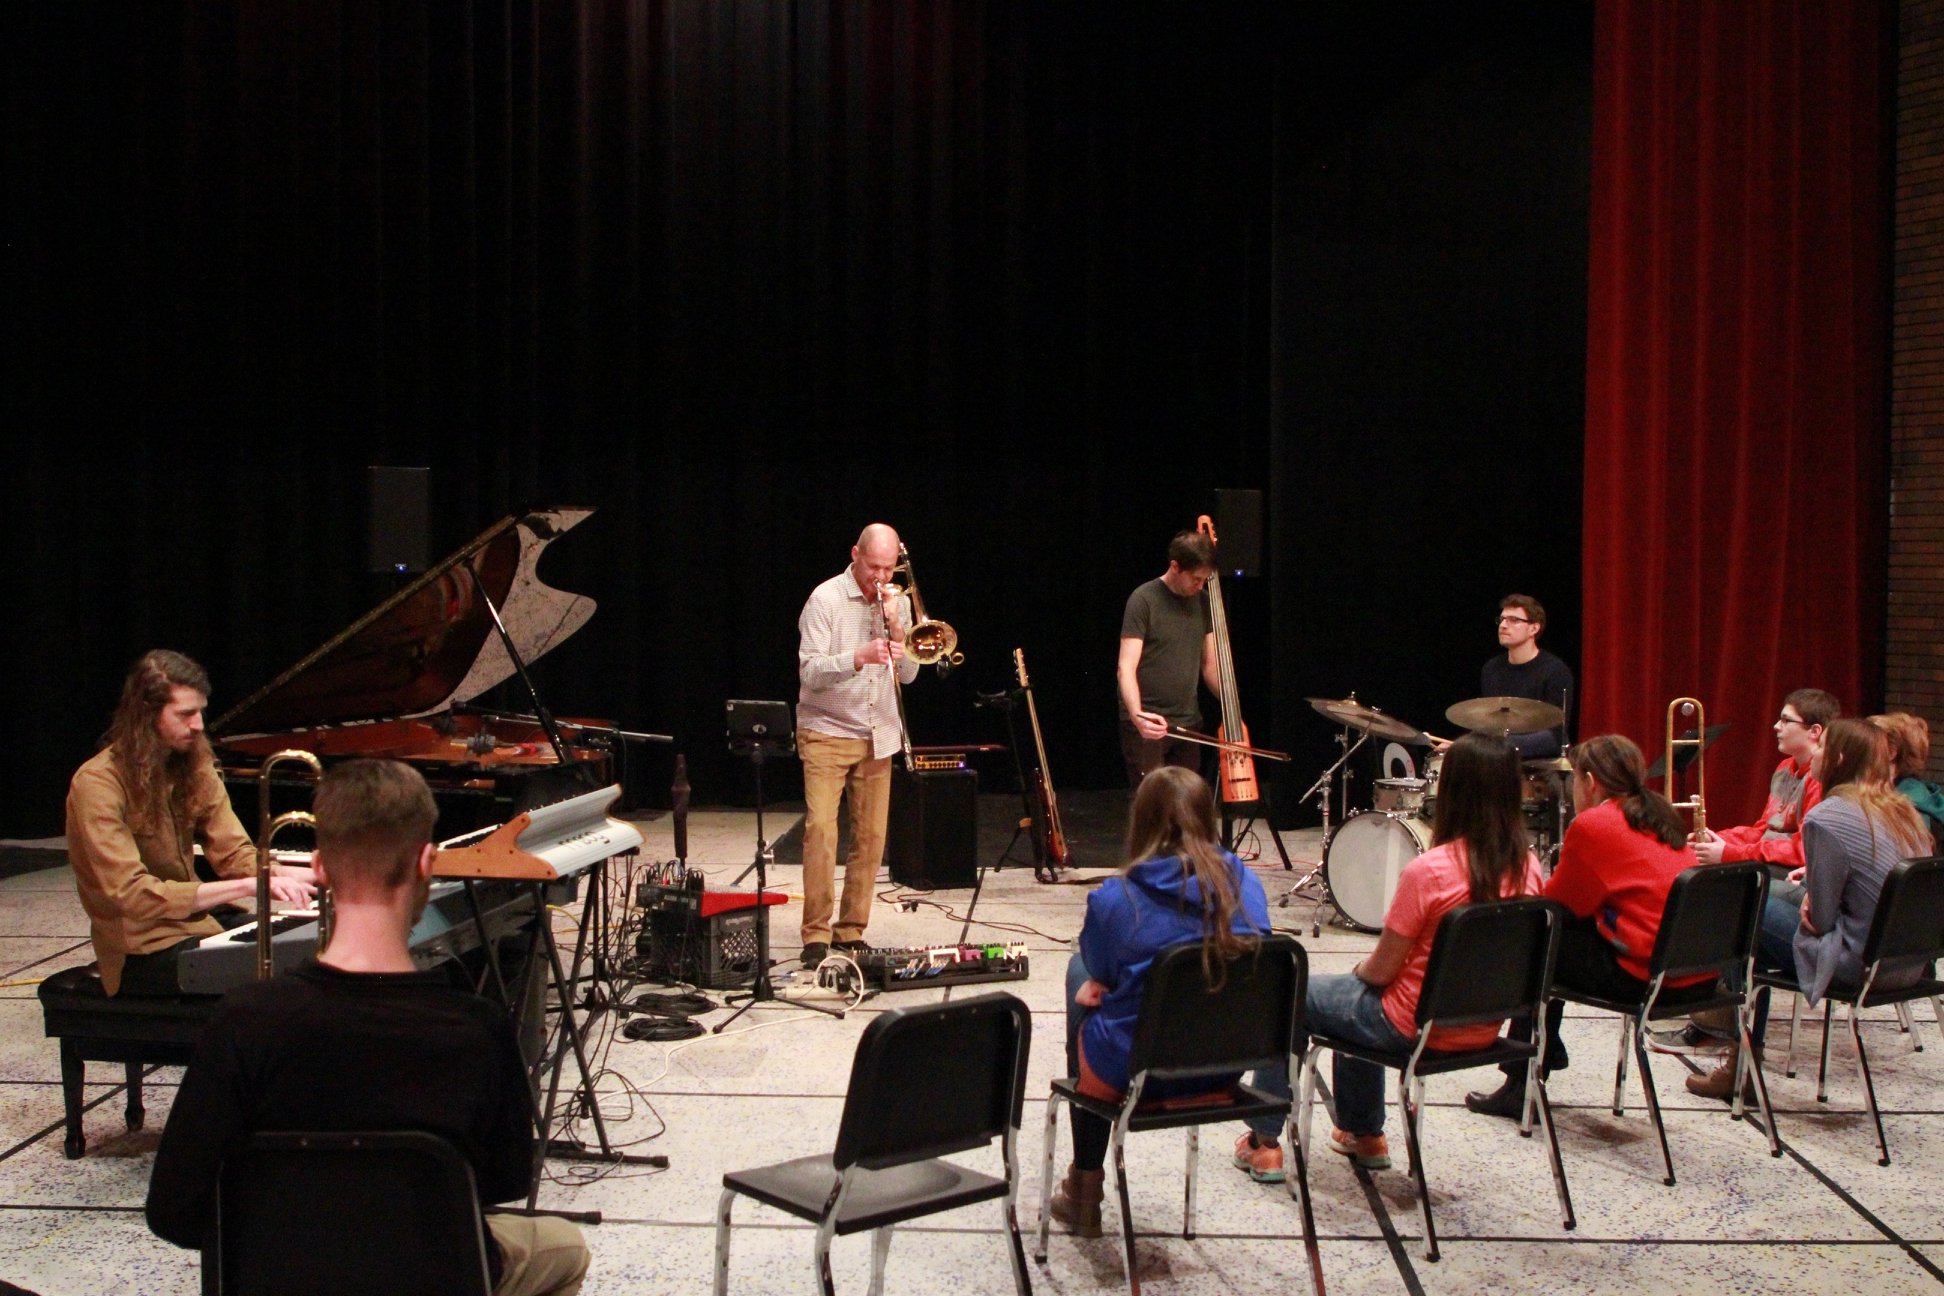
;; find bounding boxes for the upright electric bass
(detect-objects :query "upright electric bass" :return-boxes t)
[1013,648,1071,877]
[1196,514,1261,807]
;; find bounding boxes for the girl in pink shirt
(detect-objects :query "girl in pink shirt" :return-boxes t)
[1241,734,1540,1172]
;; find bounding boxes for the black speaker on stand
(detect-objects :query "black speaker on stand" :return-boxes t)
[886,764,979,889]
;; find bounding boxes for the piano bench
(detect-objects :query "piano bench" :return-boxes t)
[37,965,218,1159]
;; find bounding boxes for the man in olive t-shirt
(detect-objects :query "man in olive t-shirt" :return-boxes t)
[1115,530,1223,785]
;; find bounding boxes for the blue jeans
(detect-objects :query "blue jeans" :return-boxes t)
[1063,952,1112,1171]
[1747,886,1804,1049]
[1248,971,1411,1139]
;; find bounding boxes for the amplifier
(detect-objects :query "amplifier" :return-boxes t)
[887,764,979,889]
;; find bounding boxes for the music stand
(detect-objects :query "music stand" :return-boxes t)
[715,700,839,1030]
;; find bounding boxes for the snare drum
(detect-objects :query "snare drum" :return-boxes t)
[1324,811,1435,933]
[1372,777,1429,815]
[1421,751,1445,821]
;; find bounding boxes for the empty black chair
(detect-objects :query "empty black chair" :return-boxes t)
[1299,899,1573,1262]
[1551,861,1780,1183]
[1034,935,1319,1296]
[1756,854,1944,1165]
[715,993,1032,1296]
[204,1130,492,1295]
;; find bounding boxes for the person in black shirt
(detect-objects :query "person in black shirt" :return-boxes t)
[1116,530,1223,785]
[1479,593,1573,759]
[145,759,589,1296]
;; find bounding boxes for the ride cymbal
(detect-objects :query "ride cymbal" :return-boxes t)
[1445,696,1565,736]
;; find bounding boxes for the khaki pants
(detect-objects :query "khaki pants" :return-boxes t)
[486,1213,589,1296]
[797,728,891,945]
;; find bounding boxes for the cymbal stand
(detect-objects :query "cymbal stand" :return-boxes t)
[1278,724,1369,914]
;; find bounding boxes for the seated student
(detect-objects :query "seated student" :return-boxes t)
[146,758,589,1296]
[1871,712,1944,845]
[1465,734,1703,1118]
[1238,733,1543,1172]
[1691,688,1840,878]
[1689,718,1937,1098]
[1670,688,1838,1051]
[1049,767,1270,1234]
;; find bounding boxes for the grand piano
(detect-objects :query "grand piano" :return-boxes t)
[211,506,617,838]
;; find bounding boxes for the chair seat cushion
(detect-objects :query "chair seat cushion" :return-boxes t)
[723,1154,1009,1234]
[1312,1029,1540,1079]
[1756,968,1944,1009]
[1052,1077,1291,1133]
[1559,978,1728,1021]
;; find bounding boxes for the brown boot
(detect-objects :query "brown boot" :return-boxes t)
[1685,1045,1761,1103]
[1049,1165,1105,1237]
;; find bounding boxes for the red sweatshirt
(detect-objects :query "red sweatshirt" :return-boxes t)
[1714,756,1821,870]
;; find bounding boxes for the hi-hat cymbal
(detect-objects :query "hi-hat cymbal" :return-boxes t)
[1445,696,1566,736]
[1305,695,1428,743]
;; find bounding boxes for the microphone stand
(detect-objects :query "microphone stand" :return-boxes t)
[717,731,841,1030]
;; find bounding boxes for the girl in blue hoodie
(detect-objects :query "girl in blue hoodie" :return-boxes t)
[1049,766,1271,1235]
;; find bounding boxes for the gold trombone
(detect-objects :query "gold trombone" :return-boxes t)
[1664,697,1708,841]
[255,750,324,981]
[882,543,963,669]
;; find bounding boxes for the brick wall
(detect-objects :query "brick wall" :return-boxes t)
[1892,0,1944,781]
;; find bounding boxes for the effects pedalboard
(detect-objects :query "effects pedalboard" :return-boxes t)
[850,941,1030,992]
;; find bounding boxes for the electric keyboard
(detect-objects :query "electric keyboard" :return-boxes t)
[177,784,644,992]
[177,879,541,992]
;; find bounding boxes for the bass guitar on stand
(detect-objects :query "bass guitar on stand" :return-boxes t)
[1013,649,1071,882]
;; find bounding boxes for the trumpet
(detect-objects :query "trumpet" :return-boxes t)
[880,543,963,669]
[1664,697,1708,840]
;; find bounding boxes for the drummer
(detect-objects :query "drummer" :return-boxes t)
[1479,594,1573,760]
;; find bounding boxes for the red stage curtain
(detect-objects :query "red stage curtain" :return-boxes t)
[1581,0,1890,823]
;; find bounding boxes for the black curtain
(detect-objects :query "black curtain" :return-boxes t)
[5,2,1586,836]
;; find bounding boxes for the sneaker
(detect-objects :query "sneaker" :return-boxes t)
[1463,1077,1528,1121]
[1328,1127,1391,1170]
[799,942,830,968]
[1232,1132,1286,1183]
[1646,1023,1734,1056]
[832,938,871,954]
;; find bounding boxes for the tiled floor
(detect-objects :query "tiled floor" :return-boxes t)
[2,802,1941,1294]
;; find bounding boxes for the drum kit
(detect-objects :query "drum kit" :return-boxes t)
[1286,693,1572,933]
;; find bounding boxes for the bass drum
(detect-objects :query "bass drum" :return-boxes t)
[1324,811,1435,933]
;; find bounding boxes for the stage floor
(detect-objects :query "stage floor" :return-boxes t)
[0,792,1939,1294]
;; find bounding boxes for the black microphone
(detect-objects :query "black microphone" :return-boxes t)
[671,753,691,864]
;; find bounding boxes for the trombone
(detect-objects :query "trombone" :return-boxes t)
[1664,697,1708,841]
[255,750,324,981]
[882,543,963,670]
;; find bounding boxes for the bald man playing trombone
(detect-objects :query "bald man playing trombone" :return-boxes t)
[795,523,919,967]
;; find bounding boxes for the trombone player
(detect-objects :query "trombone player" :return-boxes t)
[795,523,919,967]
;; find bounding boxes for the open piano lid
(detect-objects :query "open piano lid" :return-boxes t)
[213,507,597,736]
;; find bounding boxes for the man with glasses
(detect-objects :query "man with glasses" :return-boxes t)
[1480,594,1573,760]
[1660,687,1840,1063]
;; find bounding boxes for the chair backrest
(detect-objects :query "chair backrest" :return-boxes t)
[1650,862,1769,982]
[1862,855,1944,974]
[208,1130,491,1296]
[1415,899,1562,1031]
[832,992,1031,1172]
[1123,934,1306,1084]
